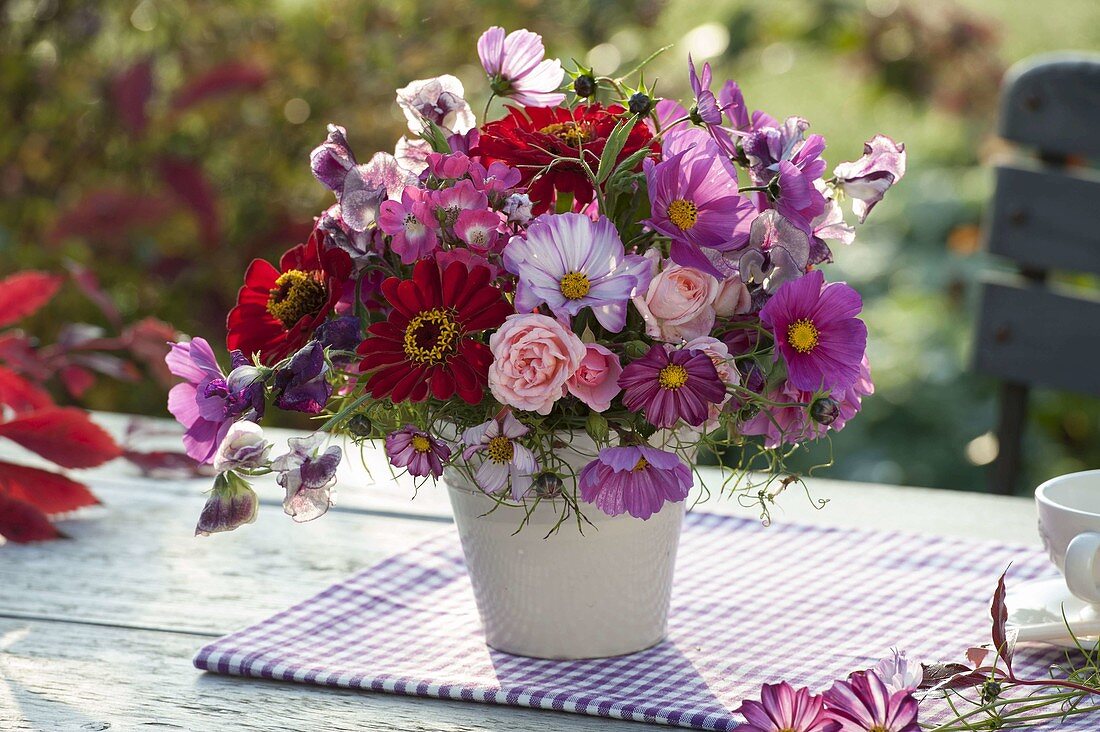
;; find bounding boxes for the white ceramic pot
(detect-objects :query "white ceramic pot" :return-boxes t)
[445,434,686,659]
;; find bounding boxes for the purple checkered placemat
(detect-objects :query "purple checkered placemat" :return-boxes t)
[194,511,1089,730]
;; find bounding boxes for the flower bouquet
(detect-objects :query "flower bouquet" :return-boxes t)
[167,26,904,658]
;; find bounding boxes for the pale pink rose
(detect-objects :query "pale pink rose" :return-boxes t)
[684,336,740,428]
[567,343,622,412]
[633,258,719,342]
[713,274,752,316]
[488,313,586,415]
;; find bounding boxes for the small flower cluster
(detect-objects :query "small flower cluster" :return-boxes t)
[167,26,904,534]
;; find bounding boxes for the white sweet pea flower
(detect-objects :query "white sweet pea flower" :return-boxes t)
[213,421,272,474]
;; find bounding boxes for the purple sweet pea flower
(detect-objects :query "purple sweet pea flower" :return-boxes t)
[385,425,451,479]
[832,135,907,223]
[272,433,342,523]
[739,209,811,294]
[338,152,420,232]
[477,26,565,107]
[773,159,827,231]
[823,670,919,732]
[395,75,475,136]
[503,213,653,333]
[273,341,332,414]
[166,338,263,465]
[808,198,855,266]
[760,269,867,393]
[718,80,777,134]
[195,471,259,536]
[736,681,839,732]
[618,344,726,429]
[313,316,361,355]
[578,445,692,520]
[310,124,357,192]
[461,411,536,500]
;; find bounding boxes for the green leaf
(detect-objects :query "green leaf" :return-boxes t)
[596,114,638,184]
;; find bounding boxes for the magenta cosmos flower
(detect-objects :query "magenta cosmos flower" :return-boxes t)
[759,269,866,392]
[823,671,919,732]
[461,411,537,500]
[644,146,756,278]
[503,213,652,333]
[385,425,451,479]
[737,682,839,732]
[477,26,564,107]
[619,345,726,429]
[579,445,691,520]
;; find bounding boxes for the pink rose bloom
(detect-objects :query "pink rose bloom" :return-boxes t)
[567,343,623,412]
[683,336,740,428]
[488,313,586,415]
[634,255,719,342]
[714,274,752,316]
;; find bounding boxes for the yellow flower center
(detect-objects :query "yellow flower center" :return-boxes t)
[667,198,699,230]
[559,271,591,300]
[266,269,327,327]
[410,435,432,453]
[538,121,591,146]
[632,457,649,472]
[787,318,820,354]
[485,435,514,464]
[658,363,689,390]
[403,308,460,366]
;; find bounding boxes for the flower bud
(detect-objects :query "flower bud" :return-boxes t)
[809,397,840,426]
[586,411,609,442]
[573,74,597,98]
[623,340,650,359]
[346,414,373,437]
[533,471,564,497]
[628,92,653,116]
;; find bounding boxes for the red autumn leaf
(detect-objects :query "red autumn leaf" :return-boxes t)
[122,449,206,478]
[157,156,220,249]
[0,366,54,412]
[121,317,176,387]
[991,565,1013,672]
[171,62,268,110]
[0,494,65,543]
[0,407,122,469]
[48,189,176,246]
[0,333,47,374]
[0,271,64,328]
[0,461,99,514]
[65,261,122,328]
[58,365,97,399]
[111,58,155,137]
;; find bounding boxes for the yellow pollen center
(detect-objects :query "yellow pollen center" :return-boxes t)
[667,198,699,230]
[538,121,590,146]
[559,271,591,300]
[632,457,649,472]
[403,308,460,366]
[658,364,689,390]
[410,435,432,453]
[485,436,514,464]
[266,269,327,327]
[786,318,820,354]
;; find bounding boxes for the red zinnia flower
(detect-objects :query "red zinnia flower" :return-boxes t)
[227,230,352,365]
[473,103,654,214]
[357,259,512,404]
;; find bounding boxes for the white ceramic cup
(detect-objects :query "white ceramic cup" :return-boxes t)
[1036,469,1100,603]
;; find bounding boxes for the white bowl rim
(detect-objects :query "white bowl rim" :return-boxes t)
[1035,469,1100,517]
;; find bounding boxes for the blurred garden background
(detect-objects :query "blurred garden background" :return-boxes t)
[3,0,1098,494]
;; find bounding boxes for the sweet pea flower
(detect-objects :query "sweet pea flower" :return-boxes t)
[272,341,332,414]
[339,152,419,232]
[395,75,475,136]
[739,210,812,294]
[212,421,272,474]
[477,26,565,107]
[832,135,907,223]
[310,124,357,192]
[272,433,342,523]
[502,193,533,224]
[567,343,622,412]
[809,197,856,266]
[633,254,720,343]
[195,471,259,537]
[488,313,586,415]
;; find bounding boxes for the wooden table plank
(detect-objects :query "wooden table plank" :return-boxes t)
[0,618,627,732]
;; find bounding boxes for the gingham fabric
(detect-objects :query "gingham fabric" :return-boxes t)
[194,512,1090,730]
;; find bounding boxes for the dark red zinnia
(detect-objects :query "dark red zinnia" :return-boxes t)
[357,259,512,404]
[473,103,654,214]
[226,229,352,365]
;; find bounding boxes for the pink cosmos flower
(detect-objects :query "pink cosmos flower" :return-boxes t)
[822,671,919,732]
[477,27,565,107]
[454,209,503,253]
[377,186,441,264]
[833,135,906,223]
[737,681,839,732]
[619,345,726,429]
[461,411,537,500]
[759,269,867,392]
[385,425,451,479]
[488,313,586,415]
[567,343,622,412]
[579,445,692,520]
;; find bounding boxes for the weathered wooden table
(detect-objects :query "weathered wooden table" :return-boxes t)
[1,413,1038,731]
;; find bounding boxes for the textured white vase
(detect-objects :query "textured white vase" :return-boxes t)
[445,435,685,659]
